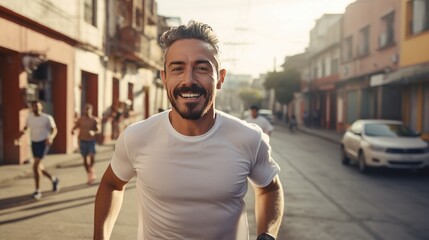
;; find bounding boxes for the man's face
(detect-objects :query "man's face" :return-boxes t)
[161,39,225,120]
[31,102,42,114]
[83,105,92,116]
[251,109,258,118]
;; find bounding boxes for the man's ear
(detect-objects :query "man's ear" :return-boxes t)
[161,70,167,87]
[216,69,226,89]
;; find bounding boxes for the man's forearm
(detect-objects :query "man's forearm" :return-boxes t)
[255,176,284,238]
[50,128,58,140]
[93,179,125,239]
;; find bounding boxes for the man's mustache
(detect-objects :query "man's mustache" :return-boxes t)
[173,85,207,98]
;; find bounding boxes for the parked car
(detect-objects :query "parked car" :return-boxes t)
[340,119,429,173]
[242,109,276,124]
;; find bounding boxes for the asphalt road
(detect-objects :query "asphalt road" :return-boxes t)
[1,125,429,239]
[261,126,429,240]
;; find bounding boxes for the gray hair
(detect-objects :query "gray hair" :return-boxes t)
[159,20,221,71]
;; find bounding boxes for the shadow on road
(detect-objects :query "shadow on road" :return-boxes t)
[56,156,112,169]
[0,181,136,225]
[0,183,98,211]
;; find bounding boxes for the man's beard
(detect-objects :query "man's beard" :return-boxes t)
[168,85,214,120]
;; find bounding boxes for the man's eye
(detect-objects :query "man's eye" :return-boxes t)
[171,67,183,72]
[195,66,209,72]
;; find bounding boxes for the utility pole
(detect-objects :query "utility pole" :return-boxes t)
[273,57,277,72]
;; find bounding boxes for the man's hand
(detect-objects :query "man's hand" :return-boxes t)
[45,138,53,146]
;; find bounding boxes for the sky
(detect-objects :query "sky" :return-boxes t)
[157,0,356,78]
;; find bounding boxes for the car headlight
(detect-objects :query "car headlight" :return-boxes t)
[369,145,385,151]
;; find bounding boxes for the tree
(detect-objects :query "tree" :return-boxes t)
[238,88,263,109]
[264,68,301,105]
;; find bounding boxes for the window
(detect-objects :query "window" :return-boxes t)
[343,36,353,61]
[128,83,134,111]
[84,0,97,27]
[135,8,143,29]
[321,60,326,77]
[380,12,395,48]
[358,26,370,56]
[408,0,429,35]
[331,59,339,74]
[347,90,358,124]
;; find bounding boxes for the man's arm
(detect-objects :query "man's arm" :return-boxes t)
[93,117,101,134]
[46,126,57,145]
[18,125,28,138]
[71,119,80,135]
[253,175,284,239]
[94,164,128,240]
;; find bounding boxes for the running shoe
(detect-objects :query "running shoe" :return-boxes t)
[32,191,42,200]
[52,177,60,192]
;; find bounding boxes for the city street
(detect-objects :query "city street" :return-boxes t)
[1,125,429,239]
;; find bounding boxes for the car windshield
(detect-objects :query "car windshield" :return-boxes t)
[364,123,418,137]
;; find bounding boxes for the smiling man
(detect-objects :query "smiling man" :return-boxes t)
[94,20,284,240]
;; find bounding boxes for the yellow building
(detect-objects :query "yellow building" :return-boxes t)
[395,0,429,140]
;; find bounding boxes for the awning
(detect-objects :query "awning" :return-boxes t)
[383,63,429,85]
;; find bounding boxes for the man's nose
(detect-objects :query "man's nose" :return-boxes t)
[182,68,196,85]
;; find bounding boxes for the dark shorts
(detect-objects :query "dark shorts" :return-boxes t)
[80,140,96,156]
[31,140,49,159]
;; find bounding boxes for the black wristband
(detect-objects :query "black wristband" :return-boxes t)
[256,233,275,240]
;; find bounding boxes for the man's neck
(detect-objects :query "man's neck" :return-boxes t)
[169,109,216,136]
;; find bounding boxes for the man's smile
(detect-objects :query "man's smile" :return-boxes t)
[179,92,202,99]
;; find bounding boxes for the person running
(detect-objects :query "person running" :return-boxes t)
[245,105,274,136]
[71,103,100,184]
[94,20,284,240]
[17,100,59,199]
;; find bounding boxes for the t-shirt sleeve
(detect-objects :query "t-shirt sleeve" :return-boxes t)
[264,120,274,133]
[110,131,136,181]
[48,115,56,128]
[248,133,280,187]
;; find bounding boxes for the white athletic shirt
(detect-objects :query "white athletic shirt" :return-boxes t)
[244,116,274,134]
[26,112,56,142]
[111,110,280,240]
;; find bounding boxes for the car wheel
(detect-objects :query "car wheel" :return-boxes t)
[358,151,369,174]
[341,145,350,165]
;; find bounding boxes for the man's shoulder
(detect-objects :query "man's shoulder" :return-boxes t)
[40,112,54,119]
[90,116,100,122]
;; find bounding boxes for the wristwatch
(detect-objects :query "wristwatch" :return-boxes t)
[256,233,275,240]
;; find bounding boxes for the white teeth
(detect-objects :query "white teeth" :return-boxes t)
[180,93,201,98]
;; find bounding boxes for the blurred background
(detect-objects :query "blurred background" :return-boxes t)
[0,0,428,164]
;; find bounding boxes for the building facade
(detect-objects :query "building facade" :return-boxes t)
[0,0,170,164]
[304,14,342,130]
[336,0,402,131]
[395,0,429,140]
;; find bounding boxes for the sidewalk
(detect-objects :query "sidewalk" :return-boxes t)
[0,143,114,184]
[277,121,344,144]
[297,126,344,144]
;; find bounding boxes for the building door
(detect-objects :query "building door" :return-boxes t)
[81,71,99,116]
[111,78,120,139]
[31,62,54,115]
[0,74,3,164]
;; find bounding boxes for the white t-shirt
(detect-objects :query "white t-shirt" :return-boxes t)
[111,110,280,240]
[26,112,56,142]
[244,115,274,134]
